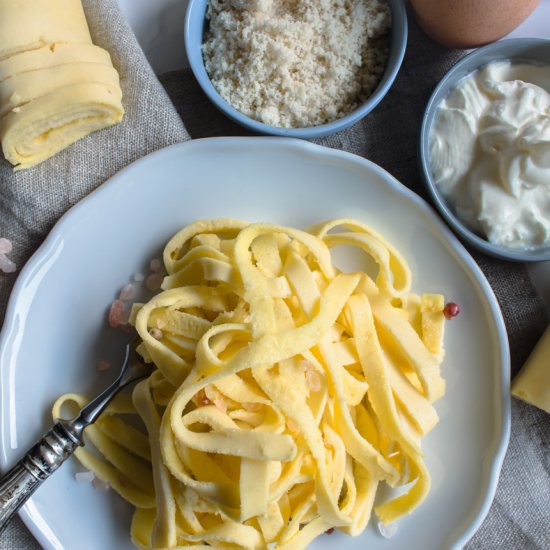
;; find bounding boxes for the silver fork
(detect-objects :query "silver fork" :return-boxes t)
[0,338,148,534]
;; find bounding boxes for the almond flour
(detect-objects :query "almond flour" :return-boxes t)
[203,0,391,128]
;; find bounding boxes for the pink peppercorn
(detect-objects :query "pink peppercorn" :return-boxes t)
[443,302,460,320]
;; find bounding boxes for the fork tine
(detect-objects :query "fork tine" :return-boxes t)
[76,336,146,428]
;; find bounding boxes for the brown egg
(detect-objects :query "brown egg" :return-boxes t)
[409,0,541,49]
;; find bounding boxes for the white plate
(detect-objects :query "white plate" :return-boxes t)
[0,138,510,550]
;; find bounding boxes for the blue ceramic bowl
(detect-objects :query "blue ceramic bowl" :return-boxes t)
[419,38,550,262]
[184,0,407,139]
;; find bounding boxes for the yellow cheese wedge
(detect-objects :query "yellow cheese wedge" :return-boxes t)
[0,63,121,117]
[511,325,550,414]
[0,43,112,82]
[0,82,124,170]
[0,0,92,60]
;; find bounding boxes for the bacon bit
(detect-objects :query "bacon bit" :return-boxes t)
[443,302,461,320]
[108,299,124,327]
[325,528,335,535]
[97,360,111,372]
[0,238,12,254]
[149,328,164,340]
[305,370,321,392]
[118,283,135,301]
[146,273,163,291]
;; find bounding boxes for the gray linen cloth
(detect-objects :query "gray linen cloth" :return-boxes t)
[1,0,549,548]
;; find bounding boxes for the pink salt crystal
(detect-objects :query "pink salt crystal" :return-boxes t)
[243,402,262,412]
[299,360,314,372]
[118,308,131,326]
[213,399,227,414]
[0,238,12,254]
[193,390,210,406]
[146,273,163,291]
[305,370,321,392]
[97,360,111,372]
[149,258,162,272]
[377,521,397,539]
[75,471,94,483]
[156,318,166,329]
[195,390,210,406]
[118,283,135,301]
[0,254,16,273]
[108,299,124,328]
[92,478,110,491]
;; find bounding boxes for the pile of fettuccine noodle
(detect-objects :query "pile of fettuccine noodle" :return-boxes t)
[54,218,448,549]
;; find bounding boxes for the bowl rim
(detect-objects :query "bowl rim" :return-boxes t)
[184,0,408,139]
[419,37,550,263]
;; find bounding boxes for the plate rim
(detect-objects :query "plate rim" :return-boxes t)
[0,137,511,550]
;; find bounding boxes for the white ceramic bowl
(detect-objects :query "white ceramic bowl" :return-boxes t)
[185,0,407,138]
[419,38,550,262]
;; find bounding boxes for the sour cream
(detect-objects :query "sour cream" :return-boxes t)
[429,61,550,249]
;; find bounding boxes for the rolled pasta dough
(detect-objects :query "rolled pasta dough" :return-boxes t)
[0,0,124,170]
[0,0,92,60]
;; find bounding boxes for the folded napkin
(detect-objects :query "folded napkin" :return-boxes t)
[0,1,548,549]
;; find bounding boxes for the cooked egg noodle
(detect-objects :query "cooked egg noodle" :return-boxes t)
[52,393,155,509]
[54,219,447,549]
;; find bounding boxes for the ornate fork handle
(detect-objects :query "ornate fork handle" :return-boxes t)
[0,338,146,535]
[0,419,83,534]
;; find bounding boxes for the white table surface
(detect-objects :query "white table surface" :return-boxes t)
[116,0,550,312]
